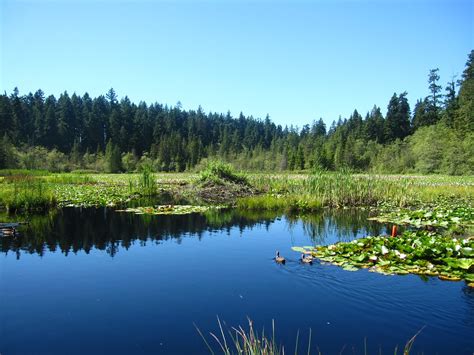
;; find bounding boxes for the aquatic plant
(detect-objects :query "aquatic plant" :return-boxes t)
[138,165,158,196]
[196,317,421,354]
[369,204,474,235]
[196,317,309,355]
[117,205,218,215]
[293,231,474,284]
[237,194,322,212]
[0,175,56,212]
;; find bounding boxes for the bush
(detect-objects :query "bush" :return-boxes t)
[199,160,248,185]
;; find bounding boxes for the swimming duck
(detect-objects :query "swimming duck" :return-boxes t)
[275,251,286,264]
[1,227,16,237]
[301,253,313,264]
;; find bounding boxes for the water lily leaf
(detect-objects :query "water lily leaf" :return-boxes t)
[291,247,307,253]
[456,258,474,270]
[439,275,462,281]
[461,247,474,256]
[353,253,367,262]
[342,265,359,271]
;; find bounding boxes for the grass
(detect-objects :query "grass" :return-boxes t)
[196,317,422,355]
[0,175,56,212]
[244,171,473,212]
[0,169,472,212]
[199,160,249,186]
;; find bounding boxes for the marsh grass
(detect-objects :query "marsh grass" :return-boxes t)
[0,169,50,177]
[195,317,307,355]
[242,171,447,211]
[138,166,158,196]
[196,318,422,355]
[46,174,97,185]
[237,194,323,212]
[0,175,56,212]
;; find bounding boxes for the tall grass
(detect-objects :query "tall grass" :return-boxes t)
[0,175,56,212]
[138,166,158,196]
[197,318,422,355]
[243,170,416,211]
[196,317,310,355]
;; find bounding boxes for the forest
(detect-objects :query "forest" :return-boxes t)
[0,50,472,175]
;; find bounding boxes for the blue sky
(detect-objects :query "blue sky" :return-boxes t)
[1,0,472,127]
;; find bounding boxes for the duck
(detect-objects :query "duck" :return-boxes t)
[275,251,286,264]
[301,253,313,264]
[1,227,16,237]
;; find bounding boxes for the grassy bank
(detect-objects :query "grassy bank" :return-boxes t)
[240,171,473,212]
[0,175,56,212]
[0,168,472,213]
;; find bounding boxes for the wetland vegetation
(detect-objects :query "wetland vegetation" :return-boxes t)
[1,45,473,355]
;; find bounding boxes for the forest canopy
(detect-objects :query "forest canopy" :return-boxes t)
[0,50,473,174]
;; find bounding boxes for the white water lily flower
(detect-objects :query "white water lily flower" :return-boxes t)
[357,242,364,247]
[455,244,461,252]
[446,247,453,252]
[381,246,389,255]
[398,253,407,260]
[369,255,378,261]
[427,262,434,269]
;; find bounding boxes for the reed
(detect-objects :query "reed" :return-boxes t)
[243,171,418,211]
[0,176,56,212]
[138,166,158,196]
[196,318,421,355]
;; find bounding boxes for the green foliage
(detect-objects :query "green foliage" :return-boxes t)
[105,140,122,173]
[199,160,248,185]
[369,203,474,236]
[137,165,157,196]
[118,205,216,215]
[197,317,419,355]
[0,175,56,212]
[0,51,472,176]
[301,230,474,283]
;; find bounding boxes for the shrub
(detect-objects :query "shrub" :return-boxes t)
[199,160,248,185]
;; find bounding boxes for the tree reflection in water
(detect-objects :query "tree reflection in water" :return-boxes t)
[1,207,388,259]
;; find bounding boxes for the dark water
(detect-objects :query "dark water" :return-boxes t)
[1,208,473,355]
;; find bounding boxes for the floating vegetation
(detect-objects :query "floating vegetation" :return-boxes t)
[369,205,474,235]
[54,183,136,207]
[293,231,474,284]
[117,205,219,215]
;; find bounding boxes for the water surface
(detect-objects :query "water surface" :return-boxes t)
[1,208,473,354]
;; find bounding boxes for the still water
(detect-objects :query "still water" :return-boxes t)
[1,208,473,354]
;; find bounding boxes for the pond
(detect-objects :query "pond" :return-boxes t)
[1,208,473,354]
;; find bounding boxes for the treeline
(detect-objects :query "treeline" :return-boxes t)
[0,50,473,174]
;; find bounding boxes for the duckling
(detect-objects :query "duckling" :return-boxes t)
[275,251,286,264]
[301,253,313,264]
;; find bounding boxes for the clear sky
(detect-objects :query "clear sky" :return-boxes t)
[1,0,472,127]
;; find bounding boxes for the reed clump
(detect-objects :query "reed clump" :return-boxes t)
[0,175,56,212]
[138,165,158,196]
[196,317,421,355]
[243,170,416,211]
